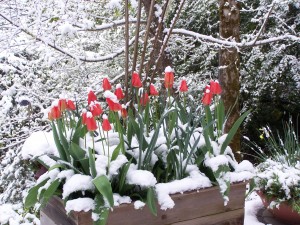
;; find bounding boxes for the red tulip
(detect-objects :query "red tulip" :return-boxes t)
[106,98,122,111]
[164,66,174,89]
[140,92,149,106]
[66,99,76,110]
[82,109,87,125]
[90,101,103,117]
[114,84,125,100]
[102,115,111,131]
[149,84,159,96]
[132,71,142,88]
[179,79,188,92]
[48,111,53,121]
[50,106,61,119]
[210,80,222,95]
[202,88,213,106]
[86,112,97,131]
[102,78,112,91]
[88,90,97,105]
[59,99,67,111]
[121,105,128,119]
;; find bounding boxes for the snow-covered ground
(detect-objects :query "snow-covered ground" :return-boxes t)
[0,192,268,225]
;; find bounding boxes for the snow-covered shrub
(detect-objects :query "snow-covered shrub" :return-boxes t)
[22,68,253,224]
[251,119,300,213]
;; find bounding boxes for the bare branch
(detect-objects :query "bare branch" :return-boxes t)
[124,0,129,102]
[132,0,142,73]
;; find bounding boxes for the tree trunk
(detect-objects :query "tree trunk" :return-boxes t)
[218,0,241,161]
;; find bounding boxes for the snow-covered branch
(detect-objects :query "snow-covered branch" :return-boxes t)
[0,13,141,63]
[171,28,300,48]
[74,19,146,32]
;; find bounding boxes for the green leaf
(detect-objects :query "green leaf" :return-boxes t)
[70,142,90,175]
[118,160,131,194]
[57,119,71,162]
[93,175,114,208]
[40,179,60,208]
[220,110,251,154]
[205,106,214,140]
[146,187,157,216]
[216,100,225,133]
[88,147,97,178]
[93,194,109,225]
[111,143,121,161]
[52,122,67,161]
[48,164,65,171]
[24,179,49,209]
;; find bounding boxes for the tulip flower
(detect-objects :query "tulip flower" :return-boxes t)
[48,111,53,121]
[102,114,111,131]
[90,101,103,117]
[58,99,67,111]
[149,84,159,96]
[81,109,87,125]
[121,105,128,118]
[102,78,112,91]
[202,88,213,106]
[114,84,125,100]
[50,105,61,119]
[210,80,222,95]
[164,66,174,89]
[140,92,150,106]
[179,79,188,92]
[88,90,97,105]
[86,112,97,131]
[132,71,142,88]
[106,98,122,111]
[66,99,76,110]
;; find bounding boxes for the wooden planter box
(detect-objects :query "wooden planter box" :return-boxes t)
[41,182,246,225]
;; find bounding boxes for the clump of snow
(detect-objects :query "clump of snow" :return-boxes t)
[113,194,131,207]
[57,169,75,180]
[204,155,229,172]
[126,168,157,188]
[106,0,122,9]
[109,155,128,177]
[0,204,19,224]
[134,200,145,210]
[65,198,95,213]
[21,131,57,159]
[58,22,76,38]
[165,66,173,73]
[155,170,212,210]
[62,174,94,199]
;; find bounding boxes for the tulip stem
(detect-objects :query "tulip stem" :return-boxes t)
[107,131,110,173]
[97,121,106,155]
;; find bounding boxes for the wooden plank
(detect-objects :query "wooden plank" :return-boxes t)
[171,208,244,225]
[40,182,246,225]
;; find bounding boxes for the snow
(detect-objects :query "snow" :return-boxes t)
[62,174,95,199]
[155,170,212,210]
[126,168,157,188]
[204,155,229,172]
[65,198,95,214]
[113,194,131,207]
[21,131,57,159]
[134,200,145,210]
[0,204,19,224]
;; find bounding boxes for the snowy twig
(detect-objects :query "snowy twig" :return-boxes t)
[252,3,275,46]
[74,19,146,32]
[171,28,300,48]
[0,13,140,63]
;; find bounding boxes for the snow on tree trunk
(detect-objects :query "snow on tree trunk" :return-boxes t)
[218,0,241,161]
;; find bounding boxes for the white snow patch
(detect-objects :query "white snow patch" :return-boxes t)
[126,169,157,188]
[134,200,145,209]
[65,198,95,213]
[113,194,131,207]
[62,174,95,199]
